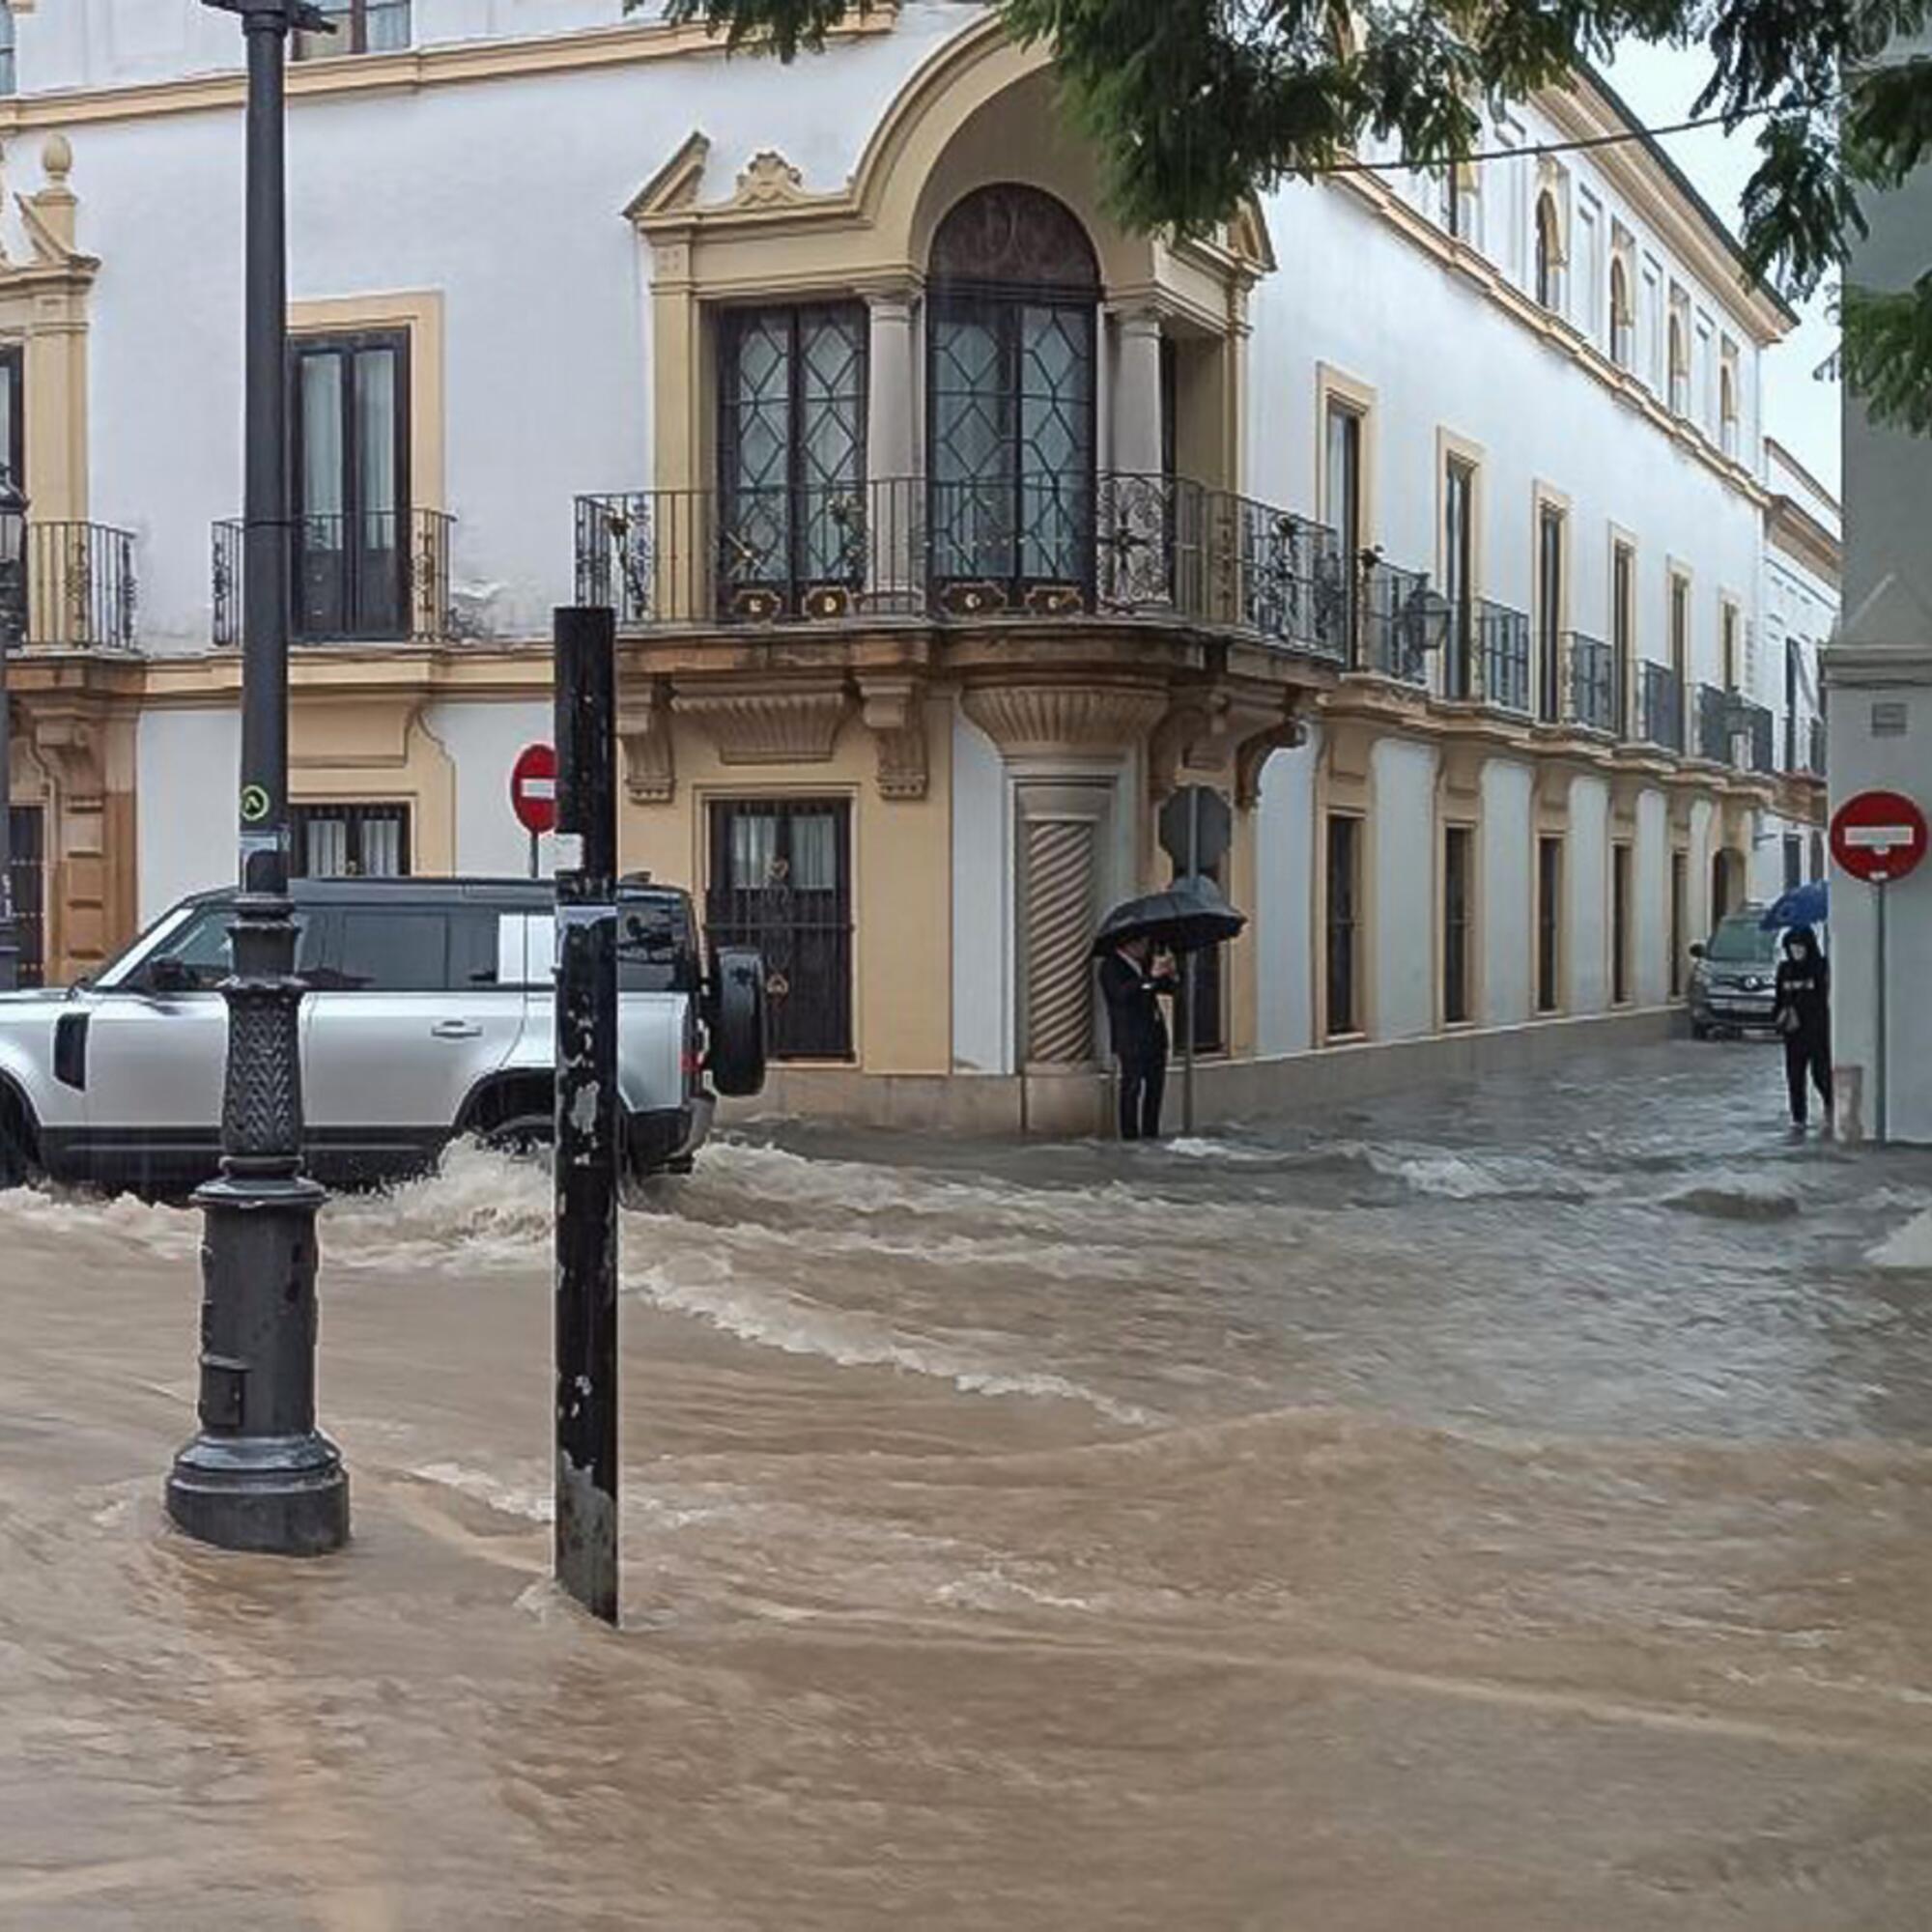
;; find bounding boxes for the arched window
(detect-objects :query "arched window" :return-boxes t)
[1719,360,1739,458]
[1440,162,1478,242]
[0,5,16,98]
[1609,258,1634,368]
[1534,193,1564,310]
[1668,313,1690,415]
[927,185,1101,610]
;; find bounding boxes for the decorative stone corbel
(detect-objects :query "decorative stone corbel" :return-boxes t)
[617,679,675,805]
[858,674,928,801]
[1235,710,1310,810]
[31,710,102,810]
[1147,700,1216,805]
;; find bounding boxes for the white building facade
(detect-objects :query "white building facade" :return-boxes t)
[0,0,1829,1126]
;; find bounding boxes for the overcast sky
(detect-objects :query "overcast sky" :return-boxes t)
[1603,42,1842,496]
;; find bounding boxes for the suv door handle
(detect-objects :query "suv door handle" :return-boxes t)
[430,1020,483,1040]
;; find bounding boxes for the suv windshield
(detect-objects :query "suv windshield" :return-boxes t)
[1705,917,1777,964]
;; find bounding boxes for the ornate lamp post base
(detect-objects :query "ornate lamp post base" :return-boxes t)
[165,1171,347,1555]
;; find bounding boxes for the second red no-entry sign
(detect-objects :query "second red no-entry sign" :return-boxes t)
[511,742,558,838]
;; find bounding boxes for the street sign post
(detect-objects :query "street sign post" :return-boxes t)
[511,741,557,879]
[1157,786,1233,1135]
[552,614,618,1625]
[1830,788,1928,1145]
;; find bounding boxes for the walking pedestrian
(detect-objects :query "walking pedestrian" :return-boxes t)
[1099,936,1177,1142]
[1774,923,1833,1133]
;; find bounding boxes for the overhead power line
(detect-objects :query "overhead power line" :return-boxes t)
[1323,99,1826,178]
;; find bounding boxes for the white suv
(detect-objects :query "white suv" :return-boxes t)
[0,876,766,1197]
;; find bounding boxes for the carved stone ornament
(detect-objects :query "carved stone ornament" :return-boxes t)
[731,151,810,210]
[675,681,851,766]
[1235,711,1310,810]
[859,676,928,801]
[617,681,675,805]
[31,711,102,809]
[960,683,1167,758]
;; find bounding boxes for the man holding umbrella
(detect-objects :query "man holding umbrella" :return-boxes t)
[1093,876,1247,1142]
[1099,935,1179,1141]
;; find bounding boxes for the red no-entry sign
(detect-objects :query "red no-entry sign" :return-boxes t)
[1831,788,1927,886]
[511,742,558,837]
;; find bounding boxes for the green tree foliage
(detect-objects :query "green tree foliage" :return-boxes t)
[649,0,1930,434]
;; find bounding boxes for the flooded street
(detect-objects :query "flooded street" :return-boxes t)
[6,1039,1932,1928]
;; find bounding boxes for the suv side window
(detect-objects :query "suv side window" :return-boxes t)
[618,893,700,993]
[155,905,321,989]
[447,906,505,989]
[332,909,448,992]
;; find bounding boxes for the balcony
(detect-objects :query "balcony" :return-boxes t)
[213,508,456,648]
[22,522,137,652]
[1564,632,1617,734]
[1475,601,1532,715]
[1354,557,1436,686]
[571,475,1350,663]
[1636,662,1684,753]
[1696,684,1776,774]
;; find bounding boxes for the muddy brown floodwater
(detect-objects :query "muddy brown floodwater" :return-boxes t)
[5,1040,1932,1928]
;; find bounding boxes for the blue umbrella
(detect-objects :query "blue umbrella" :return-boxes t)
[1761,880,1828,930]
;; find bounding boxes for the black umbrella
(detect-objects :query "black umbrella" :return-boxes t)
[1091,876,1247,956]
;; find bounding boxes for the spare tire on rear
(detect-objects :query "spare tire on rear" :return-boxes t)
[706,946,768,1097]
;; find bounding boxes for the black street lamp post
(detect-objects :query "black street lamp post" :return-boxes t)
[0,471,26,994]
[165,0,348,1555]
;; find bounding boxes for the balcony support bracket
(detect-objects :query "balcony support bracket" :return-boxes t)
[617,678,675,806]
[858,673,928,802]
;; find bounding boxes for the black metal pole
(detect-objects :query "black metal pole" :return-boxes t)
[554,605,619,1624]
[167,0,346,1556]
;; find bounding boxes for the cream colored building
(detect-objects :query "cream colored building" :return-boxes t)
[0,2,1826,1128]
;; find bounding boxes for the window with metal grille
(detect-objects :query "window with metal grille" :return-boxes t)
[1443,824,1473,1024]
[927,185,1099,608]
[1536,836,1563,1013]
[296,0,411,58]
[1325,814,1361,1037]
[706,799,852,1061]
[291,330,410,641]
[8,806,41,987]
[717,305,867,618]
[291,803,412,879]
[1611,842,1633,1006]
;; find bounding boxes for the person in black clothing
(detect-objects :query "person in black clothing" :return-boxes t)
[1099,936,1177,1141]
[1774,923,1833,1130]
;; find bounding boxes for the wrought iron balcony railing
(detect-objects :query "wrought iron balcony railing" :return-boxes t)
[213,507,457,648]
[572,477,1352,661]
[1637,662,1685,753]
[1565,631,1617,734]
[1475,600,1531,715]
[1696,684,1776,773]
[1354,557,1435,686]
[21,521,138,651]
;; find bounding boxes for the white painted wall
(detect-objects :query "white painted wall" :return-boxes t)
[1248,167,1765,703]
[1370,737,1436,1038]
[1254,730,1318,1056]
[422,698,556,878]
[1480,758,1533,1025]
[1634,786,1669,1006]
[1567,774,1609,1013]
[951,706,1010,1075]
[135,707,240,923]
